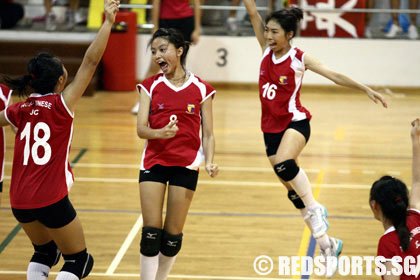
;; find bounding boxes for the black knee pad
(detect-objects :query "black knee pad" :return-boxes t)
[140,226,162,257]
[61,249,94,279]
[287,190,305,209]
[274,159,300,181]
[160,230,183,257]
[31,240,61,268]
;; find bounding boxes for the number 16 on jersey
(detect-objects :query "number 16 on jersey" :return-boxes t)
[262,82,277,100]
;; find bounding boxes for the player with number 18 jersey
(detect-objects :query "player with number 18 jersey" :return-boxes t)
[259,46,311,133]
[5,93,74,209]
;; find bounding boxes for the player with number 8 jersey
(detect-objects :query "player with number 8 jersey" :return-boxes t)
[5,93,74,209]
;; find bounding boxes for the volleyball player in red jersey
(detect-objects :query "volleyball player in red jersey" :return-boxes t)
[0,1,119,279]
[0,84,12,207]
[136,28,218,280]
[243,0,387,277]
[370,119,420,280]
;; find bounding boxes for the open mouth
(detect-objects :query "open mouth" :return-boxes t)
[158,61,168,72]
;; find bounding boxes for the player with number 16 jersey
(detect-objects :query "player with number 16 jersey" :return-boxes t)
[259,46,311,133]
[5,93,74,209]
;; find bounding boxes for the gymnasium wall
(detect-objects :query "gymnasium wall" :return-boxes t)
[136,34,420,87]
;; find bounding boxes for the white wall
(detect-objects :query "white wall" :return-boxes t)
[136,34,420,87]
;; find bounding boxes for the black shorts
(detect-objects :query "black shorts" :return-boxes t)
[12,195,77,229]
[139,164,199,191]
[159,16,195,42]
[264,119,311,157]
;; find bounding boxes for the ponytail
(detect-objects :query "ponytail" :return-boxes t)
[1,52,63,98]
[370,176,411,251]
[2,74,33,97]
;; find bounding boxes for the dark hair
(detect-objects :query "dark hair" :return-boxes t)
[149,28,191,67]
[370,176,411,251]
[2,52,64,97]
[265,6,303,39]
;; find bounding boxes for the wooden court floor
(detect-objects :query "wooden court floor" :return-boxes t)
[0,85,419,280]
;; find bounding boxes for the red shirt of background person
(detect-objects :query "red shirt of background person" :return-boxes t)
[159,0,193,19]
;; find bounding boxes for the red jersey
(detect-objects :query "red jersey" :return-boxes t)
[137,73,215,170]
[259,47,311,133]
[5,93,74,209]
[160,0,194,19]
[377,209,420,280]
[0,84,12,183]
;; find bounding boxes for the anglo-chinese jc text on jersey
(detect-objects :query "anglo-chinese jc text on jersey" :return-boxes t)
[5,93,74,209]
[259,47,311,133]
[377,209,420,280]
[0,84,12,185]
[137,73,215,170]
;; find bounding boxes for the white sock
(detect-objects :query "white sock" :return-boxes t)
[155,253,176,280]
[140,254,159,280]
[299,208,312,229]
[289,169,317,208]
[55,271,79,280]
[27,262,50,280]
[316,234,332,251]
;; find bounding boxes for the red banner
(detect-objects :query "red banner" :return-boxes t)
[289,0,366,38]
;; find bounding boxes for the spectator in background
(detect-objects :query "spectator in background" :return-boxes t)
[0,0,24,29]
[386,0,419,39]
[45,0,80,31]
[364,0,374,38]
[226,0,241,33]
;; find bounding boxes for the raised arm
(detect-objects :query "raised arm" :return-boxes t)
[191,0,201,44]
[62,0,119,113]
[136,88,179,139]
[201,97,218,177]
[243,0,266,51]
[410,118,420,209]
[304,54,388,108]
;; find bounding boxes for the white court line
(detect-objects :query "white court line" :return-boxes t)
[106,214,143,275]
[0,271,322,280]
[1,175,372,189]
[69,176,375,189]
[4,161,404,176]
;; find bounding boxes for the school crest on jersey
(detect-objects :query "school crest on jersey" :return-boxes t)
[186,104,195,114]
[279,76,288,85]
